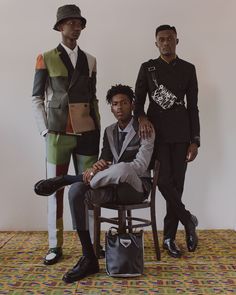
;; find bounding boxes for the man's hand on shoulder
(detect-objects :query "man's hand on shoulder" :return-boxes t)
[138,116,154,139]
[186,143,198,162]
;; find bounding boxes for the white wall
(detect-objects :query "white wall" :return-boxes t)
[0,0,235,231]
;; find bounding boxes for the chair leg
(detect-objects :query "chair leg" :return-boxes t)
[150,206,161,260]
[118,209,126,233]
[127,210,132,233]
[93,206,101,258]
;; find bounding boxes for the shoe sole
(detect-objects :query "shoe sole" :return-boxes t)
[163,245,182,258]
[44,257,62,265]
[34,180,52,196]
[62,268,99,283]
[44,253,63,265]
[34,180,65,196]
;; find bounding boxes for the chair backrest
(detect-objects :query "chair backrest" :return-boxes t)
[150,160,160,208]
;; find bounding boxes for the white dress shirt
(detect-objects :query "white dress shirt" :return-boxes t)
[60,43,78,68]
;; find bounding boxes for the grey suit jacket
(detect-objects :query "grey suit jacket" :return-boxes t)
[100,118,155,178]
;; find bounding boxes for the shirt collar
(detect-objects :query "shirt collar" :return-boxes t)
[118,117,133,133]
[60,43,78,56]
[160,55,178,64]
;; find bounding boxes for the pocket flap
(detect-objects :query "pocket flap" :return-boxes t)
[48,100,61,109]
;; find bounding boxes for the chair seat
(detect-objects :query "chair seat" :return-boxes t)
[94,200,150,210]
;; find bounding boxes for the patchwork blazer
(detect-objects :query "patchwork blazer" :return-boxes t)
[32,44,100,134]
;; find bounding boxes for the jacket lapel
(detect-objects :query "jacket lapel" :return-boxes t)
[105,123,119,162]
[118,125,136,160]
[112,125,119,161]
[57,44,74,82]
[57,45,89,89]
[69,47,89,89]
[106,119,138,162]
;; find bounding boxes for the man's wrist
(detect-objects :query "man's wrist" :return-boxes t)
[191,136,200,147]
[138,115,148,123]
[91,167,98,175]
[89,171,95,177]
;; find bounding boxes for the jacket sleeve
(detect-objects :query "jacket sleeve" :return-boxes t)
[134,63,149,118]
[186,65,200,147]
[32,54,49,134]
[129,130,155,175]
[90,59,100,129]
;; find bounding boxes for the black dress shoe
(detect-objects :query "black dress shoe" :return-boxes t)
[185,214,198,252]
[44,247,63,265]
[62,256,99,283]
[34,176,67,196]
[163,238,182,258]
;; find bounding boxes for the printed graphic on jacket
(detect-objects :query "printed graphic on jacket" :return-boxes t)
[151,84,179,110]
[149,66,183,110]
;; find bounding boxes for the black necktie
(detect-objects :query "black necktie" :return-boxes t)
[118,131,127,153]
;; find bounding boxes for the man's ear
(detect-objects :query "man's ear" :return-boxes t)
[131,101,134,111]
[176,38,179,45]
[57,23,63,32]
[155,41,159,48]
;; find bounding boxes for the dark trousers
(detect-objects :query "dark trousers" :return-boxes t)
[156,142,191,240]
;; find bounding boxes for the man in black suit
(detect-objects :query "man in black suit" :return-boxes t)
[35,84,154,282]
[135,25,200,258]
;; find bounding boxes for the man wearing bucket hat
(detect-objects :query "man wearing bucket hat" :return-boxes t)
[32,4,100,265]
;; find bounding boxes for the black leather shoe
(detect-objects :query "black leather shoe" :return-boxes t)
[34,176,67,196]
[185,215,198,252]
[163,238,182,258]
[44,247,63,265]
[62,256,99,283]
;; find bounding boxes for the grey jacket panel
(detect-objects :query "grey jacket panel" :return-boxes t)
[101,119,155,178]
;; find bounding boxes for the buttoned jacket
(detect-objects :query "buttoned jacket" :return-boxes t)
[135,57,200,147]
[100,119,155,179]
[32,44,100,134]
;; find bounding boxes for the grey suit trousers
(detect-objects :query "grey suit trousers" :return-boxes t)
[69,163,146,230]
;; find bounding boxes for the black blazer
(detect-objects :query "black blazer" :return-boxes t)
[135,57,200,147]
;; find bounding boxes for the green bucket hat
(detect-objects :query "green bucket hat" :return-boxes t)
[53,4,87,31]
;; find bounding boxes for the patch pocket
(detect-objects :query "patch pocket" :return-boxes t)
[126,145,139,151]
[47,100,61,109]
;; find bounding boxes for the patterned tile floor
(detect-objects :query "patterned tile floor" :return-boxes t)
[0,230,235,294]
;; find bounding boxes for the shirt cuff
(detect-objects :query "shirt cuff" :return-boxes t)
[41,129,48,137]
[192,136,200,147]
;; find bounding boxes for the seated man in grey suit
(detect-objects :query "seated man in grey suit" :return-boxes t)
[34,84,155,283]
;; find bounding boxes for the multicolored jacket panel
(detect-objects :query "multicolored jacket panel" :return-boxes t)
[32,44,100,134]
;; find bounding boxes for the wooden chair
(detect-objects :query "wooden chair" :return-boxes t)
[93,160,161,261]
